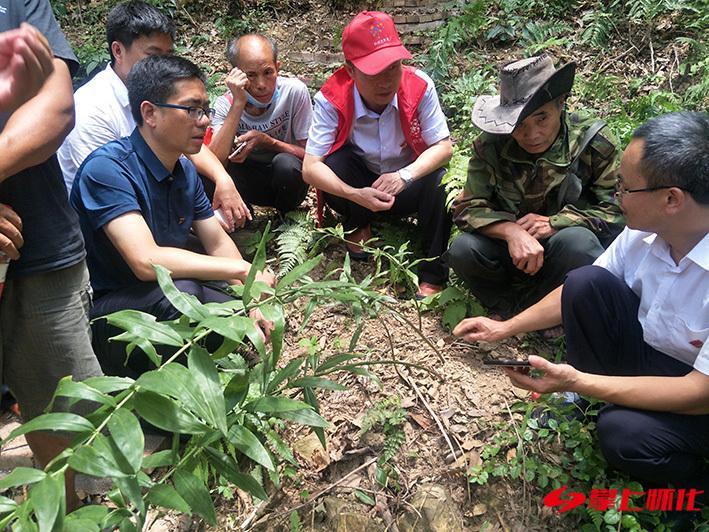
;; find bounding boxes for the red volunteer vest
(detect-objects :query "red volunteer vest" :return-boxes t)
[320,66,430,157]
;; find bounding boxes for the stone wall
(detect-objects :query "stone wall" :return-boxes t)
[382,0,461,45]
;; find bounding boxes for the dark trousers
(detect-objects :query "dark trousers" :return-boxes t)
[206,153,308,215]
[323,146,452,285]
[562,265,709,492]
[90,280,233,379]
[447,226,604,314]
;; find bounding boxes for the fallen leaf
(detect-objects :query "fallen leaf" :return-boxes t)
[506,448,517,462]
[472,503,487,516]
[409,412,433,431]
[294,433,331,472]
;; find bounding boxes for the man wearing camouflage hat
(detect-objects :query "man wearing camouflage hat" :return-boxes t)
[448,55,624,316]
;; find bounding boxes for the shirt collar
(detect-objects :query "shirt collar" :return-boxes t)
[129,128,173,182]
[353,85,398,119]
[106,64,130,109]
[643,231,709,271]
[686,232,709,271]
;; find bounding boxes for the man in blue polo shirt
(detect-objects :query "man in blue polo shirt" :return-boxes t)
[71,55,274,379]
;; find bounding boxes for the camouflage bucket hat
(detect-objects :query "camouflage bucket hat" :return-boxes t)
[472,55,576,135]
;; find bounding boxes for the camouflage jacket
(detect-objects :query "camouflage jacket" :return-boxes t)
[452,112,624,238]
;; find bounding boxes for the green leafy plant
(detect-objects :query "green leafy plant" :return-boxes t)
[0,227,422,530]
[275,212,318,277]
[359,396,408,489]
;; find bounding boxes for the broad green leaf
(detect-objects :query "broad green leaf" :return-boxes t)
[134,391,208,434]
[138,360,225,433]
[141,450,174,470]
[0,495,16,513]
[442,301,467,332]
[107,409,144,473]
[197,316,247,344]
[118,517,138,532]
[265,429,296,464]
[203,447,268,500]
[173,470,216,526]
[68,436,129,478]
[245,397,313,414]
[188,346,228,435]
[288,377,346,391]
[52,377,116,407]
[2,413,94,445]
[101,509,133,531]
[241,223,269,307]
[315,353,360,374]
[267,358,305,393]
[303,387,326,448]
[122,337,161,368]
[278,409,330,428]
[82,376,134,394]
[228,426,275,471]
[154,265,210,321]
[212,338,240,359]
[354,489,375,506]
[146,484,190,514]
[62,517,100,532]
[277,255,321,289]
[28,473,64,532]
[114,476,144,521]
[224,373,249,411]
[104,309,183,347]
[67,504,109,523]
[135,364,192,401]
[0,467,46,491]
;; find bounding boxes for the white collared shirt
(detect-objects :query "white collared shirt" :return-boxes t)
[58,64,135,191]
[306,69,450,174]
[594,228,709,375]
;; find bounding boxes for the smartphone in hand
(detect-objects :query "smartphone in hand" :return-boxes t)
[229,141,246,159]
[483,358,531,367]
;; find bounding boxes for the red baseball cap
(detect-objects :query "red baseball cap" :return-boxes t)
[342,11,412,75]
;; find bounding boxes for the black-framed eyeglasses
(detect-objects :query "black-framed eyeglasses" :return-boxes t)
[614,177,689,198]
[151,102,215,121]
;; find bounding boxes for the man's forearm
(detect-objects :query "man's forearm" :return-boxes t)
[261,136,306,159]
[505,285,563,335]
[210,105,244,163]
[133,245,251,284]
[187,145,233,185]
[479,220,525,241]
[575,370,709,415]
[404,139,452,180]
[303,155,356,200]
[0,59,73,182]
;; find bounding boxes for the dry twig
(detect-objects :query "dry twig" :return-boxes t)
[247,456,379,530]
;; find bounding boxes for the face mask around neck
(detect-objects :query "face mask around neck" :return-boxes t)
[246,84,280,110]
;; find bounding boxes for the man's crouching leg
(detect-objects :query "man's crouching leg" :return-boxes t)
[597,406,709,495]
[2,261,103,511]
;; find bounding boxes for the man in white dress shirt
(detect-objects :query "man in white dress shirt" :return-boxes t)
[58,0,250,229]
[454,111,708,500]
[302,11,453,298]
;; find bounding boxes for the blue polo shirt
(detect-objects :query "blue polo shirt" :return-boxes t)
[70,128,213,296]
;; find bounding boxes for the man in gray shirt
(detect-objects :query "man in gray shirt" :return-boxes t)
[209,33,312,215]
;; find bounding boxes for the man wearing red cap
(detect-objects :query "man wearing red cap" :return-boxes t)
[303,11,453,298]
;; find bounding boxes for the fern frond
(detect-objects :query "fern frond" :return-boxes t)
[275,212,315,277]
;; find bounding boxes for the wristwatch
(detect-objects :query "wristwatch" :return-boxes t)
[399,167,414,188]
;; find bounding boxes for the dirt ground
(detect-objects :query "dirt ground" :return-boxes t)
[54,0,700,529]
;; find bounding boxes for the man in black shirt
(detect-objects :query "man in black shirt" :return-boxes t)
[0,0,103,510]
